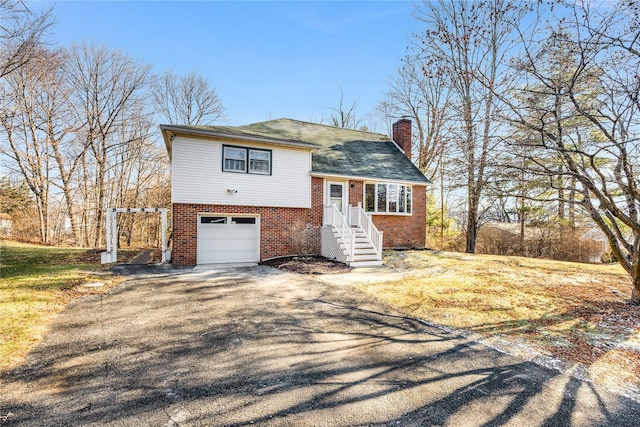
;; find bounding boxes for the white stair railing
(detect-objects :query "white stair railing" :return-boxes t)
[351,203,383,259]
[323,204,356,262]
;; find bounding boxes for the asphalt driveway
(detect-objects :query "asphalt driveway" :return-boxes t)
[1,265,639,426]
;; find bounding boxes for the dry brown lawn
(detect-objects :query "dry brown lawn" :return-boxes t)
[355,250,640,399]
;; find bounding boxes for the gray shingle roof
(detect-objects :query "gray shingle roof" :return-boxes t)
[160,123,321,158]
[239,119,430,184]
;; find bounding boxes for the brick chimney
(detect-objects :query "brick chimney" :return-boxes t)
[392,118,412,160]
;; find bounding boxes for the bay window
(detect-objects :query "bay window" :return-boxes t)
[364,183,412,214]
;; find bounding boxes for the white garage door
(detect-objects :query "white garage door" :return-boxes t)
[197,215,260,264]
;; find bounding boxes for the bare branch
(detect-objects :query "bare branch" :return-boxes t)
[0,0,54,78]
[151,70,225,126]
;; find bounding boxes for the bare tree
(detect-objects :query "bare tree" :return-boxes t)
[0,1,55,242]
[496,1,640,303]
[0,48,55,242]
[0,0,54,78]
[328,88,366,130]
[413,0,527,253]
[43,49,86,244]
[379,61,451,180]
[151,70,225,125]
[24,48,87,244]
[1,44,91,245]
[66,42,151,246]
[1,28,171,249]
[379,60,454,249]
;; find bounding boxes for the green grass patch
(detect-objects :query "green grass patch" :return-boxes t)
[0,240,131,371]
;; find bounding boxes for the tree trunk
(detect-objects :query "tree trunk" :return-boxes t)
[80,154,91,247]
[466,195,478,253]
[568,185,576,228]
[519,207,525,255]
[92,143,107,248]
[557,169,565,220]
[465,222,477,253]
[36,198,47,243]
[632,257,640,305]
[51,145,83,245]
[632,275,640,306]
[440,162,445,248]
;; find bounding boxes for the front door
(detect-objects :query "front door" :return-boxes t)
[327,181,346,213]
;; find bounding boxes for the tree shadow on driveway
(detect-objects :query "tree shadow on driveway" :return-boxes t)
[1,265,639,426]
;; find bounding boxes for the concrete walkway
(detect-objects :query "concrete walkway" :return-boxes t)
[1,265,639,426]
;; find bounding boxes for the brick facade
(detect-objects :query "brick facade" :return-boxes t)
[347,180,427,249]
[172,177,425,266]
[371,184,427,248]
[310,176,324,226]
[172,200,323,267]
[348,180,364,208]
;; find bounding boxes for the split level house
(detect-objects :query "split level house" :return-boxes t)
[161,118,430,267]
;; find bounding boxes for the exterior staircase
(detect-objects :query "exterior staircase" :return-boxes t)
[322,204,383,267]
[342,226,383,267]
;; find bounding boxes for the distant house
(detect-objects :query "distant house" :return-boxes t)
[0,213,12,236]
[161,118,430,267]
[578,228,609,263]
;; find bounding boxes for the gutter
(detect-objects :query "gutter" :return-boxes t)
[309,171,431,186]
[161,124,321,159]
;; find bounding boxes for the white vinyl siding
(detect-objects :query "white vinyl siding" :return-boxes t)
[172,136,312,208]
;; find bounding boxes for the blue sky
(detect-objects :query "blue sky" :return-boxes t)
[40,1,423,130]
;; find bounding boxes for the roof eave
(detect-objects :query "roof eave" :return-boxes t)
[160,124,321,154]
[310,171,431,186]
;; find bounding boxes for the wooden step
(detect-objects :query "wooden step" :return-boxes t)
[353,246,377,253]
[327,224,381,267]
[354,243,374,249]
[352,253,382,262]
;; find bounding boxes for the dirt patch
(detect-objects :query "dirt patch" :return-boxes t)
[80,248,158,264]
[261,255,351,274]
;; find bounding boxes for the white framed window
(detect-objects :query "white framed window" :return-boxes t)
[223,145,271,175]
[223,146,247,172]
[249,149,271,174]
[364,183,412,214]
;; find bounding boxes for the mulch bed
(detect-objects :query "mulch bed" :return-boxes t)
[261,255,351,274]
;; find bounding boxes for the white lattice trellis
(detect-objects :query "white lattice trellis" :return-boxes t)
[321,226,348,264]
